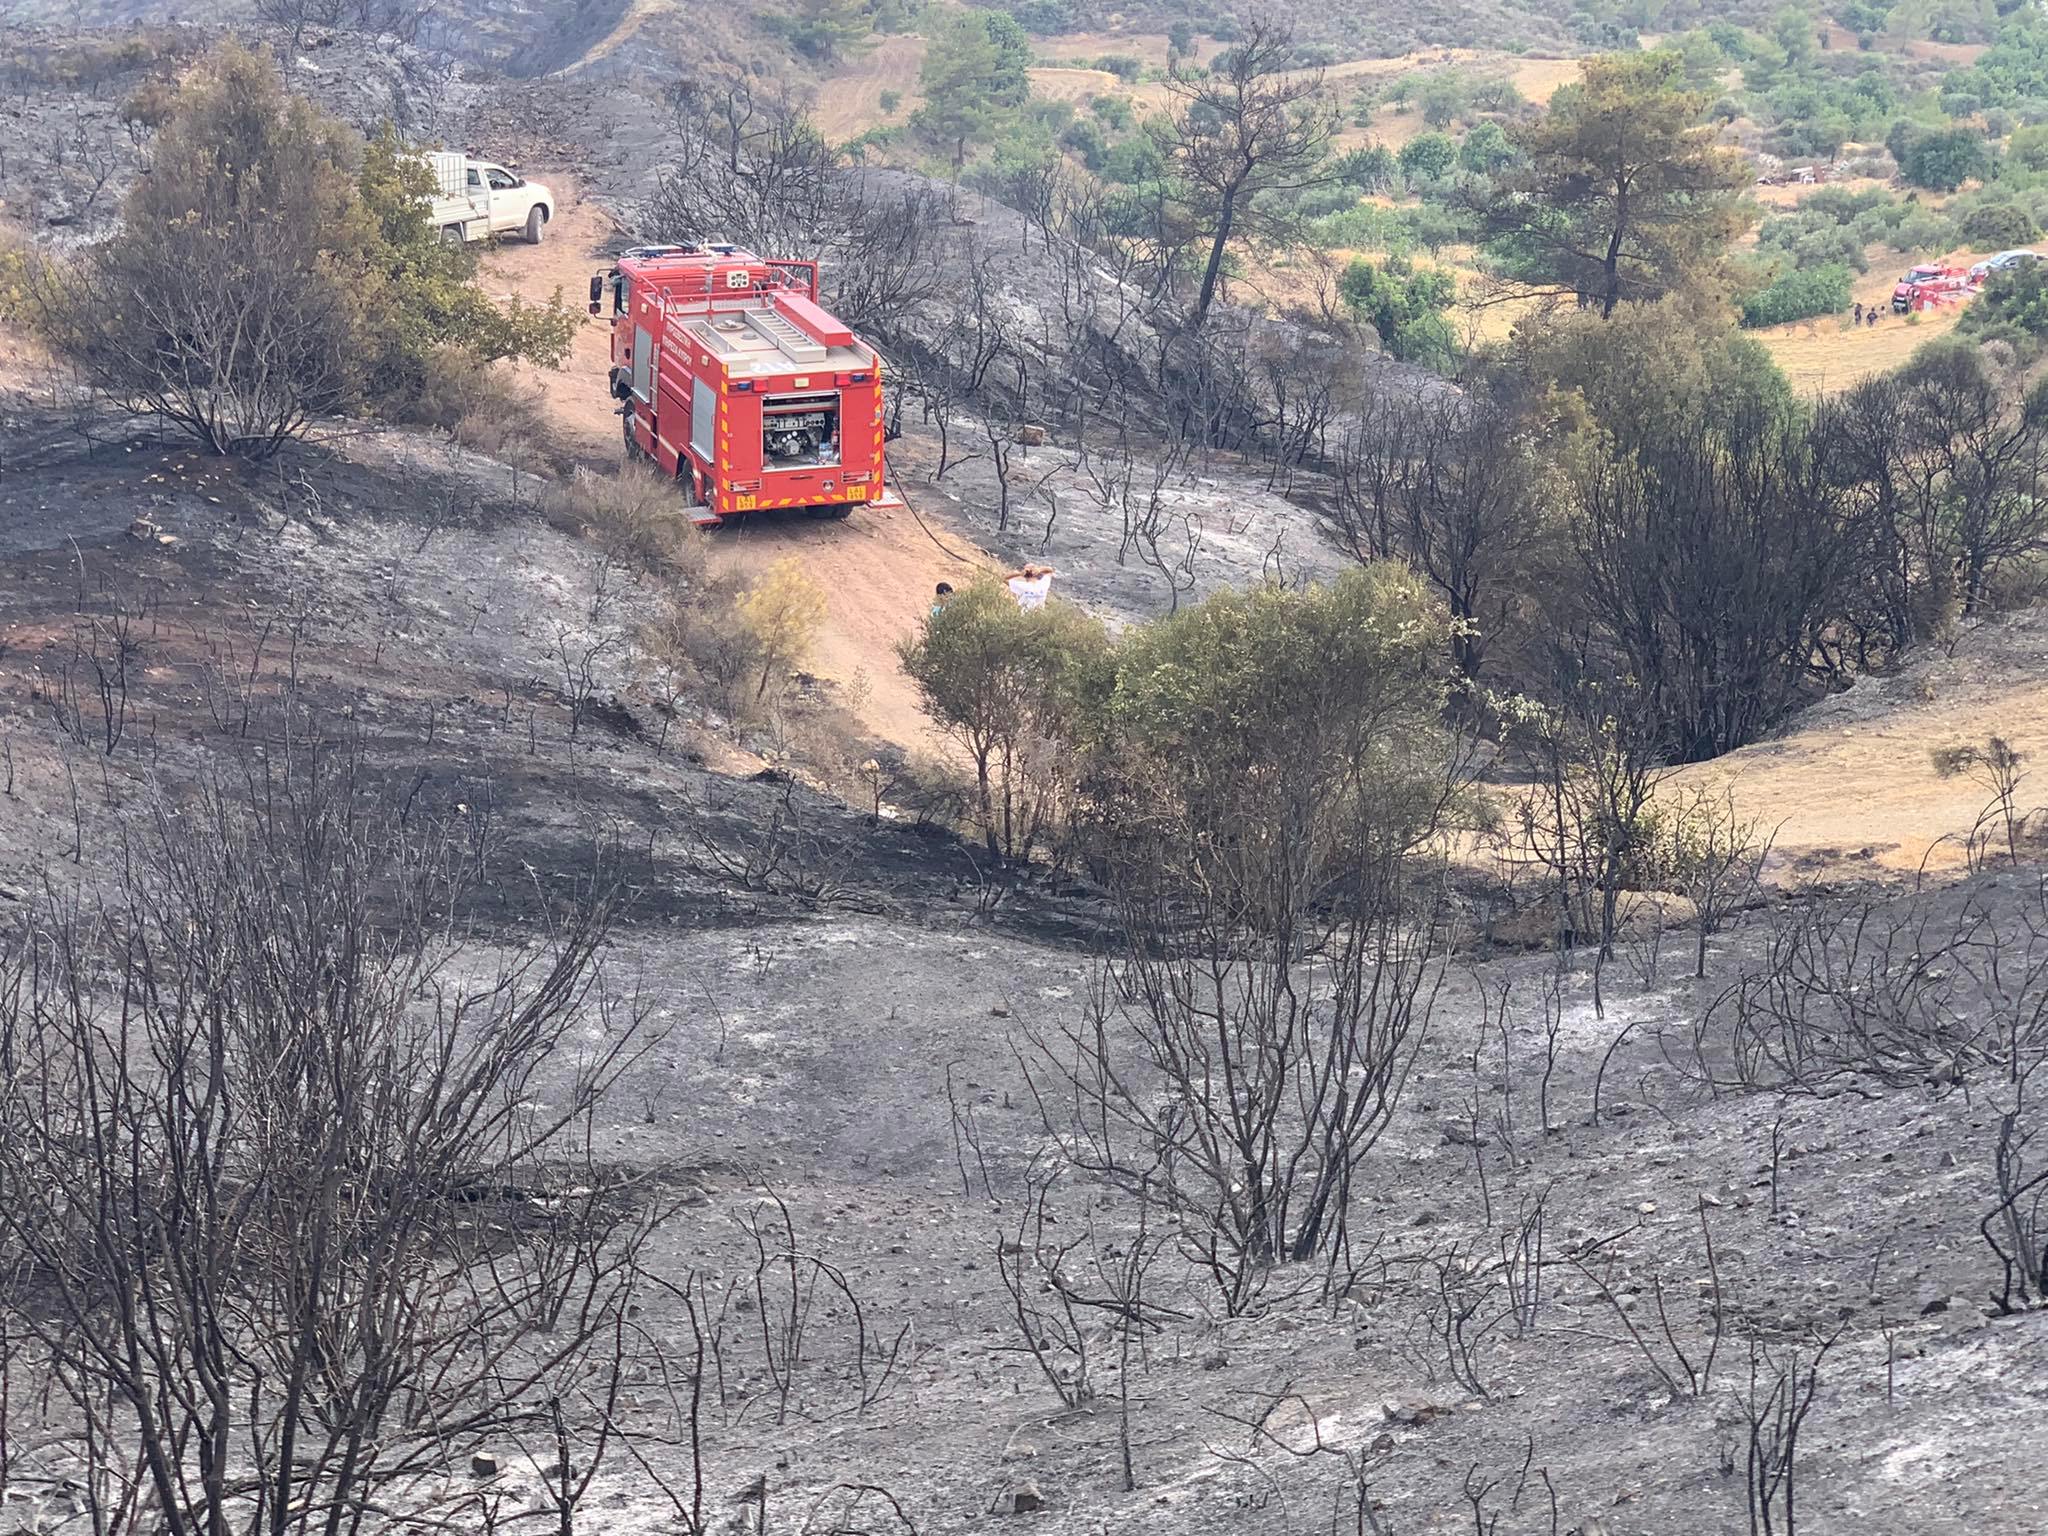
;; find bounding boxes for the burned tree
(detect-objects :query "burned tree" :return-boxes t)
[1153,16,1336,326]
[641,79,944,333]
[0,734,659,1532]
[1333,372,1548,685]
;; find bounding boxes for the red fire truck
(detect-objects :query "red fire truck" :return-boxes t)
[589,244,890,526]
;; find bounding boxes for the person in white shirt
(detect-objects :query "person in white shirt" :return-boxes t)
[1003,565,1054,610]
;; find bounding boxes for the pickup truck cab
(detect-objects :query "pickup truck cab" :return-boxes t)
[421,152,555,245]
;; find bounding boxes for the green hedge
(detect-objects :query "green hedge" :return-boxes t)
[1740,263,1854,328]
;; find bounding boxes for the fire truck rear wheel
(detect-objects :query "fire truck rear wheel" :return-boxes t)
[525,206,548,245]
[810,504,854,521]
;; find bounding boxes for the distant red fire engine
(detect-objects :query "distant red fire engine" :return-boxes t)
[590,244,891,526]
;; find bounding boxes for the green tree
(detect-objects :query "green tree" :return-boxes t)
[43,47,578,458]
[1478,51,1755,317]
[899,579,1109,859]
[1458,119,1517,174]
[1960,260,2048,353]
[766,0,874,63]
[1900,124,1990,191]
[913,9,1032,167]
[1772,4,1818,68]
[1959,201,2039,249]
[1103,564,1455,931]
[1335,142,1398,191]
[1397,130,1458,182]
[2009,122,2048,173]
[1036,566,1458,1315]
[44,42,365,457]
[355,128,578,410]
[1418,70,1472,129]
[1339,255,1457,364]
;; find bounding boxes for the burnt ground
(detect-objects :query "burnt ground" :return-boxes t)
[0,398,2046,1536]
[0,403,1100,943]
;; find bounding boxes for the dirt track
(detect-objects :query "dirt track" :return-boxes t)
[468,189,2048,872]
[479,188,984,756]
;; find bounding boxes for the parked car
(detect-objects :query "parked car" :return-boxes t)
[417,151,554,245]
[1968,249,2042,282]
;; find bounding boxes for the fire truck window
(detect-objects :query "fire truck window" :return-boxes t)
[690,377,716,464]
[631,326,654,403]
[762,393,840,470]
[612,273,628,315]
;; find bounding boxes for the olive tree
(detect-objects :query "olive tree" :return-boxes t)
[45,42,365,457]
[1025,567,1464,1311]
[898,577,1109,862]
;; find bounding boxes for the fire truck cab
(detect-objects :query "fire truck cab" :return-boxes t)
[590,244,888,526]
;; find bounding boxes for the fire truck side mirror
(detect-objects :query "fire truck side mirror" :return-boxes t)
[587,273,603,314]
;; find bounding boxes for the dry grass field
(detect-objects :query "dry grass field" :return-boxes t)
[805,28,1589,152]
[1755,249,1989,393]
[1750,172,1893,208]
[1031,30,1227,68]
[810,33,927,141]
[1025,64,1121,106]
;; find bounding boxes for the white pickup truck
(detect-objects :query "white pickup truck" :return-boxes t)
[421,152,555,245]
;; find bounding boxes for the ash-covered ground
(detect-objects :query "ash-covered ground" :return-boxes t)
[1,393,2044,1536]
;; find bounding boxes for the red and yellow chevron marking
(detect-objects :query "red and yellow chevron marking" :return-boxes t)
[721,486,870,513]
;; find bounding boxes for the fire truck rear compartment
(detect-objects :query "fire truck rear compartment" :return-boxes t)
[762,393,840,468]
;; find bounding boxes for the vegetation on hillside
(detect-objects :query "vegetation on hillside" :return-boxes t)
[34,43,576,457]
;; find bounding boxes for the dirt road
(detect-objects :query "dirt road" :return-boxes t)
[478,188,980,755]
[479,193,2048,871]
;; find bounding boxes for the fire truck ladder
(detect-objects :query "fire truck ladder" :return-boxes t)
[742,308,828,366]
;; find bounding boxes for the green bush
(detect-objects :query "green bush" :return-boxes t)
[1059,117,1105,170]
[1339,255,1457,363]
[1960,261,2048,349]
[1739,263,1854,328]
[1294,182,1366,219]
[1091,93,1133,131]
[1757,186,1959,271]
[1397,131,1458,183]
[1959,201,2039,249]
[1307,203,1410,253]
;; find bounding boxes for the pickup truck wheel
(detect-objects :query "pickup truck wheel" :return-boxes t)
[525,206,547,245]
[440,225,464,247]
